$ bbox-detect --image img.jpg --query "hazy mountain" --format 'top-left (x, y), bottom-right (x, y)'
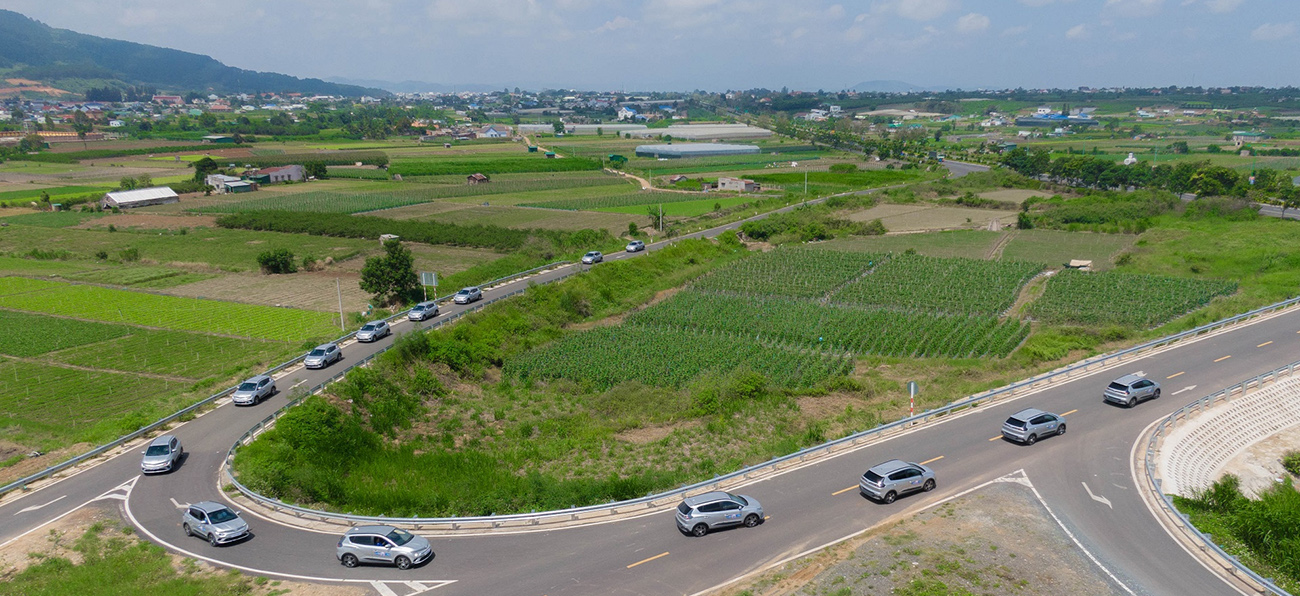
top-left (326, 77), bottom-right (511, 95)
top-left (0, 10), bottom-right (384, 97)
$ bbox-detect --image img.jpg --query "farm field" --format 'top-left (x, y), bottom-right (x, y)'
top-left (50, 328), bottom-right (291, 379)
top-left (0, 255), bottom-right (100, 276)
top-left (596, 195), bottom-right (758, 217)
top-left (691, 246), bottom-right (882, 299)
top-left (0, 277), bottom-right (339, 342)
top-left (843, 203), bottom-right (1017, 232)
top-left (389, 156), bottom-right (602, 177)
top-left (977, 188), bottom-right (1051, 204)
top-left (1000, 230), bottom-right (1136, 270)
top-left (410, 205), bottom-right (641, 232)
top-left (1030, 269), bottom-right (1238, 327)
top-left (831, 253), bottom-right (1043, 316)
top-left (817, 230), bottom-right (1001, 259)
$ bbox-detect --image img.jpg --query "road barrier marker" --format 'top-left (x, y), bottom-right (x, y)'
top-left (831, 486), bottom-right (857, 496)
top-left (627, 551), bottom-right (670, 569)
top-left (1166, 371), bottom-right (1184, 379)
top-left (1214, 355), bottom-right (1232, 362)
top-left (919, 455), bottom-right (944, 465)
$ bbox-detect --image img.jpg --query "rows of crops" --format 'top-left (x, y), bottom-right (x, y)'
top-left (52, 329), bottom-right (290, 379)
top-left (1029, 270), bottom-right (1238, 327)
top-left (831, 253), bottom-right (1043, 316)
top-left (241, 151), bottom-right (388, 167)
top-left (628, 291), bottom-right (1029, 358)
top-left (389, 157), bottom-right (602, 177)
top-left (505, 325), bottom-right (851, 389)
top-left (0, 310), bottom-right (129, 357)
top-left (691, 247), bottom-right (883, 299)
top-left (0, 278), bottom-right (337, 342)
top-left (193, 176), bottom-right (628, 214)
top-left (519, 191), bottom-right (701, 211)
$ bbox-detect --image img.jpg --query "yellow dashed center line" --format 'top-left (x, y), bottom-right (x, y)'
top-left (627, 552), bottom-right (670, 569)
top-left (1061, 409), bottom-right (1078, 416)
top-left (1167, 371), bottom-right (1185, 379)
top-left (989, 435), bottom-right (1002, 442)
top-left (1214, 355), bottom-right (1232, 362)
top-left (1258, 341), bottom-right (1274, 348)
top-left (919, 455), bottom-right (944, 465)
top-left (832, 485), bottom-right (858, 496)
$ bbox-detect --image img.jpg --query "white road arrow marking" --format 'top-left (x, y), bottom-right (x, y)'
top-left (370, 582), bottom-right (399, 596)
top-left (170, 498), bottom-right (188, 510)
top-left (92, 476), bottom-right (137, 502)
top-left (14, 494), bottom-right (65, 515)
top-left (1082, 482), bottom-right (1113, 509)
top-left (368, 580), bottom-right (455, 596)
top-left (1172, 385), bottom-right (1198, 396)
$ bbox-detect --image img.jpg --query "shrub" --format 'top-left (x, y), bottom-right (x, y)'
top-left (1284, 451), bottom-right (1300, 478)
top-left (828, 163), bottom-right (858, 174)
top-left (118, 247), bottom-right (140, 262)
top-left (256, 248), bottom-right (297, 274)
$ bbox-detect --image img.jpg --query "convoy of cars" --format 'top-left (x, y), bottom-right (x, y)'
top-left (453, 286), bottom-right (483, 304)
top-left (581, 250), bottom-right (604, 264)
top-left (231, 374), bottom-right (276, 406)
top-left (303, 342), bottom-right (342, 369)
top-left (355, 320), bottom-right (391, 343)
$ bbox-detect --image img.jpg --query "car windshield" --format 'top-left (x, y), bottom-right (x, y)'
top-left (413, 305), bottom-right (427, 311)
top-left (207, 508), bottom-right (238, 524)
top-left (1005, 418), bottom-right (1027, 428)
top-left (145, 444), bottom-right (170, 456)
top-left (457, 290), bottom-right (470, 295)
top-left (361, 324), bottom-right (375, 331)
top-left (238, 382), bottom-right (257, 391)
top-left (586, 252), bottom-right (597, 256)
top-left (864, 470), bottom-right (884, 484)
top-left (386, 528), bottom-right (415, 546)
top-left (309, 349), bottom-right (325, 356)
top-left (1108, 381), bottom-right (1129, 391)
top-left (729, 493), bottom-right (748, 506)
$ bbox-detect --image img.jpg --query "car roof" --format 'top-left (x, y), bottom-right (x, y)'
top-left (458, 287), bottom-right (477, 292)
top-left (1112, 373), bottom-right (1146, 385)
top-left (313, 342), bottom-right (337, 349)
top-left (148, 434), bottom-right (176, 446)
top-left (415, 301), bottom-right (436, 307)
top-left (365, 320), bottom-right (385, 325)
top-left (867, 459), bottom-right (916, 475)
top-left (191, 501), bottom-right (230, 513)
top-left (344, 525), bottom-right (396, 535)
top-left (1009, 408), bottom-right (1047, 421)
top-left (243, 374), bottom-right (271, 383)
top-left (682, 490), bottom-right (735, 507)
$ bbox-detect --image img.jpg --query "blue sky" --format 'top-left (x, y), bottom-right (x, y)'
top-left (4, 0), bottom-right (1297, 91)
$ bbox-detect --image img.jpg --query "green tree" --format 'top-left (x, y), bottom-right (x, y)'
top-left (118, 176), bottom-right (139, 190)
top-left (71, 110), bottom-right (93, 149)
top-left (360, 239), bottom-right (420, 306)
top-left (257, 248), bottom-right (297, 274)
top-left (192, 156), bottom-right (219, 182)
top-left (552, 121), bottom-right (564, 135)
top-left (304, 161), bottom-right (328, 179)
top-left (1169, 141), bottom-right (1189, 154)
top-left (17, 134), bottom-right (44, 153)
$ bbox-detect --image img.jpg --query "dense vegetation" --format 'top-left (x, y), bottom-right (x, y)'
top-left (241, 151), bottom-right (388, 168)
top-left (1175, 476), bottom-right (1300, 592)
top-left (1030, 270), bottom-right (1238, 327)
top-left (831, 253), bottom-right (1043, 316)
top-left (691, 246), bottom-right (881, 298)
top-left (1020, 190), bottom-right (1181, 233)
top-left (389, 156), bottom-right (602, 177)
top-left (738, 195), bottom-right (887, 242)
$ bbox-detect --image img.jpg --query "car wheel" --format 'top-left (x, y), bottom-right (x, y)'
top-left (883, 491), bottom-right (897, 504)
top-left (208, 533), bottom-right (219, 547)
top-left (922, 479), bottom-right (936, 492)
top-left (1153, 388), bottom-right (1161, 399)
top-left (341, 553), bottom-right (359, 568)
top-left (744, 514), bottom-right (760, 528)
top-left (1127, 397), bottom-right (1137, 408)
top-left (183, 523), bottom-right (192, 537)
top-left (1057, 424), bottom-right (1067, 436)
top-left (395, 555), bottom-right (412, 570)
top-left (1026, 434), bottom-right (1037, 445)
top-left (691, 523), bottom-right (708, 537)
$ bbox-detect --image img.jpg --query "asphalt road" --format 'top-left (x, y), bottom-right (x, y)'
top-left (0, 158), bottom-right (1267, 596)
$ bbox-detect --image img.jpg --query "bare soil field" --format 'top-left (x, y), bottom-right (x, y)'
top-left (724, 478), bottom-right (1122, 596)
top-left (978, 189), bottom-right (1051, 204)
top-left (162, 270), bottom-right (374, 313)
top-left (74, 213), bottom-right (220, 230)
top-left (845, 203), bottom-right (1016, 232)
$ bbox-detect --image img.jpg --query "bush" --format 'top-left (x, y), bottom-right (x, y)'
top-left (828, 163), bottom-right (858, 174)
top-left (118, 247), bottom-right (140, 262)
top-left (256, 248), bottom-right (297, 274)
top-left (1284, 450), bottom-right (1300, 478)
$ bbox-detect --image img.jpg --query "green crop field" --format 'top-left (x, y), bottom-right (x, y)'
top-left (817, 230), bottom-right (1001, 259)
top-left (999, 230), bottom-right (1136, 270)
top-left (506, 325), bottom-right (851, 389)
top-left (595, 195), bottom-right (760, 217)
top-left (0, 277), bottom-right (338, 342)
top-left (831, 254), bottom-right (1042, 316)
top-left (0, 211), bottom-right (107, 228)
top-left (520, 190), bottom-right (705, 211)
top-left (0, 310), bottom-right (130, 357)
top-left (0, 255), bottom-right (99, 276)
top-left (691, 247), bottom-right (883, 299)
top-left (389, 156), bottom-right (602, 177)
top-left (629, 291), bottom-right (1029, 358)
top-left (50, 329), bottom-right (292, 379)
top-left (1030, 270), bottom-right (1238, 327)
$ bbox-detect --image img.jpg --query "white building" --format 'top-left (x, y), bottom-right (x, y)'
top-left (100, 187), bottom-right (180, 209)
top-left (717, 176), bottom-right (759, 192)
top-left (108, 120), bottom-right (125, 127)
top-left (617, 106), bottom-right (638, 121)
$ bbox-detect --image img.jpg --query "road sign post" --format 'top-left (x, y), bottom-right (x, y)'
top-left (908, 381), bottom-right (918, 417)
top-left (420, 272), bottom-right (437, 302)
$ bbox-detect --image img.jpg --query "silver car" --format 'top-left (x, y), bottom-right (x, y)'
top-left (304, 343), bottom-right (342, 369)
top-left (452, 287), bottom-right (482, 304)
top-left (1104, 373), bottom-right (1161, 407)
top-left (581, 251), bottom-right (603, 264)
top-left (626, 240), bottom-right (645, 253)
top-left (355, 320), bottom-right (390, 343)
top-left (231, 374), bottom-right (276, 406)
top-left (140, 434), bottom-right (183, 474)
top-left (408, 301), bottom-right (439, 322)
top-left (859, 459), bottom-right (936, 504)
top-left (337, 525), bottom-right (433, 570)
top-left (1001, 408), bottom-right (1065, 445)
top-left (675, 491), bottom-right (764, 537)
top-left (182, 501), bottom-right (249, 547)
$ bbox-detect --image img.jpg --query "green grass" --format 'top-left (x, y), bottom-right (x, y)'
top-left (0, 310), bottom-right (130, 356)
top-left (50, 329), bottom-right (293, 379)
top-left (1000, 230), bottom-right (1136, 270)
top-left (0, 255), bottom-right (98, 276)
top-left (63, 267), bottom-right (218, 288)
top-left (0, 211), bottom-right (105, 228)
top-left (1173, 476), bottom-right (1300, 593)
top-left (0, 277), bottom-right (338, 342)
top-left (817, 230), bottom-right (1001, 259)
top-left (596, 195), bottom-right (760, 217)
top-left (0, 185), bottom-right (110, 203)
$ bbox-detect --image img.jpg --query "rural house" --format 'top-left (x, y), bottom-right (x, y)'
top-left (466, 173), bottom-right (490, 184)
top-left (717, 176), bottom-right (760, 192)
top-left (248, 165), bottom-right (305, 184)
top-left (478, 124), bottom-right (511, 138)
top-left (100, 187), bottom-right (180, 210)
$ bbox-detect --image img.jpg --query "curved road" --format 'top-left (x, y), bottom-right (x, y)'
top-left (9, 160), bottom-right (1282, 596)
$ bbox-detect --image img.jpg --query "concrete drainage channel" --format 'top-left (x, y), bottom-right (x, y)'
top-left (222, 294), bottom-right (1300, 536)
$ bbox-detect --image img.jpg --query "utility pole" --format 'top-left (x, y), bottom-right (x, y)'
top-left (659, 204), bottom-right (663, 233)
top-left (336, 278), bottom-right (345, 331)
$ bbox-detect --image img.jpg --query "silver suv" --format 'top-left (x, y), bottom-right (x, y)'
top-left (1001, 408), bottom-right (1065, 445)
top-left (355, 320), bottom-right (390, 343)
top-left (408, 301), bottom-right (439, 322)
top-left (581, 251), bottom-right (604, 264)
top-left (859, 459), bottom-right (936, 504)
top-left (1104, 373), bottom-right (1160, 407)
top-left (231, 374), bottom-right (275, 406)
top-left (626, 240), bottom-right (645, 252)
top-left (675, 491), bottom-right (764, 537)
top-left (182, 501), bottom-right (249, 546)
top-left (140, 434), bottom-right (183, 474)
top-left (453, 287), bottom-right (482, 304)
top-left (304, 343), bottom-right (342, 369)
top-left (337, 525), bottom-right (433, 570)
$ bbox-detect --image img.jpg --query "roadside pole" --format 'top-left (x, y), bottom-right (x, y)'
top-left (908, 381), bottom-right (918, 417)
top-left (336, 278), bottom-right (344, 331)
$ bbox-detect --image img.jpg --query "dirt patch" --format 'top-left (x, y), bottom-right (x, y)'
top-left (797, 393), bottom-right (861, 420)
top-left (569, 287), bottom-right (682, 331)
top-left (161, 270), bottom-right (371, 313)
top-left (616, 420), bottom-right (702, 445)
top-left (1006, 271), bottom-right (1052, 319)
top-left (0, 442), bottom-right (93, 487)
top-left (1223, 424), bottom-right (1300, 498)
top-left (723, 479), bottom-right (1122, 596)
top-left (73, 213), bottom-right (219, 230)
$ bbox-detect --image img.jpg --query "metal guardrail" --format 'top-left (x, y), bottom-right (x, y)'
top-left (1143, 362), bottom-right (1298, 596)
top-left (0, 260), bottom-right (568, 498)
top-left (223, 288), bottom-right (1300, 530)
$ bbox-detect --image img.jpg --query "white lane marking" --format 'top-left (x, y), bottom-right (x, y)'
top-left (14, 494), bottom-right (65, 515)
top-left (1134, 370), bottom-right (1146, 377)
top-left (405, 581), bottom-right (428, 591)
top-left (1172, 385), bottom-right (1198, 396)
top-left (0, 477), bottom-right (137, 550)
top-left (1082, 482), bottom-right (1113, 509)
top-left (123, 483), bottom-right (456, 588)
top-left (371, 581), bottom-right (400, 596)
top-left (170, 497), bottom-right (188, 510)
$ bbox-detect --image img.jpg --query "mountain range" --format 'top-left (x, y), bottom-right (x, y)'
top-left (0, 10), bottom-right (384, 97)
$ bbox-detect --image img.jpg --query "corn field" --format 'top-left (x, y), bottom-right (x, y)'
top-left (690, 246), bottom-right (884, 299)
top-left (1030, 269), bottom-right (1238, 327)
top-left (831, 253), bottom-right (1043, 316)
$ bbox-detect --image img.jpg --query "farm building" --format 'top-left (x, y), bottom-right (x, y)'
top-left (202, 135), bottom-right (236, 143)
top-left (1232, 131), bottom-right (1269, 145)
top-left (467, 173), bottom-right (490, 184)
top-left (634, 143), bottom-right (761, 159)
top-left (247, 165), bottom-right (304, 184)
top-left (717, 177), bottom-right (760, 192)
top-left (204, 174), bottom-right (256, 194)
top-left (100, 187), bottom-right (180, 210)
top-left (478, 124), bottom-right (511, 138)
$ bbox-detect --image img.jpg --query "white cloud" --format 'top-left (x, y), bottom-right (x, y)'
top-left (1001, 25), bottom-right (1031, 36)
top-left (893, 0), bottom-right (957, 21)
top-left (955, 13), bottom-right (991, 33)
top-left (596, 15), bottom-right (634, 32)
top-left (1104, 0), bottom-right (1164, 17)
top-left (1251, 22), bottom-right (1295, 41)
top-left (1066, 24), bottom-right (1089, 39)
